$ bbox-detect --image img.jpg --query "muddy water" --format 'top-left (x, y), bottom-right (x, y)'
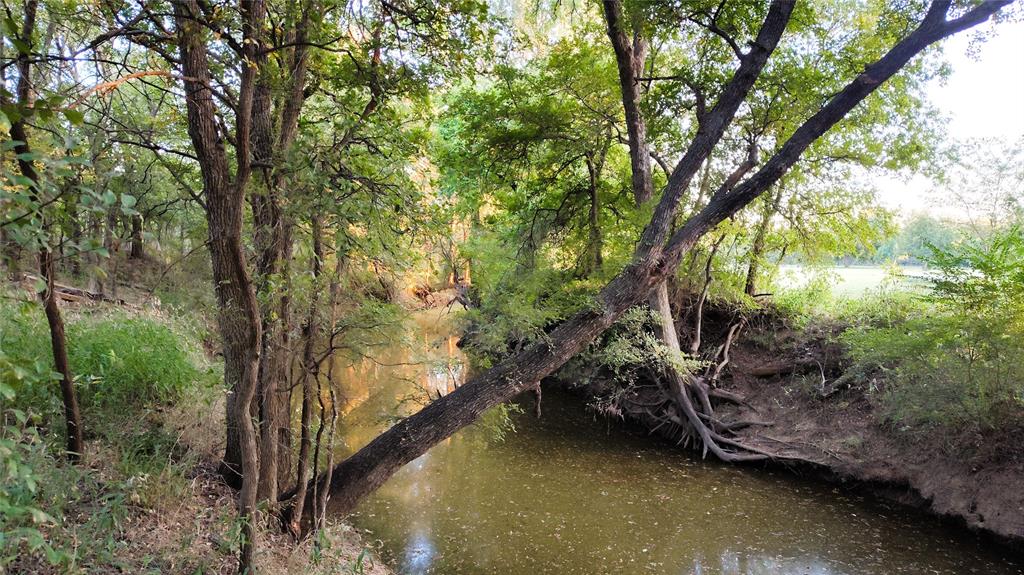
top-left (327, 308), bottom-right (1020, 575)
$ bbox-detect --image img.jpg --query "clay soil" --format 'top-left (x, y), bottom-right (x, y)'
top-left (713, 323), bottom-right (1024, 548)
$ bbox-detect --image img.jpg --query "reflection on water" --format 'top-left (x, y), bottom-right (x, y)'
top-left (328, 308), bottom-right (1020, 575)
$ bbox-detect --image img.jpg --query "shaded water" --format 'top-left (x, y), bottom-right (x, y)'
top-left (328, 308), bottom-right (1020, 575)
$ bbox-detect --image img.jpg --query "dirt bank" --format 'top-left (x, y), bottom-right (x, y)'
top-left (720, 326), bottom-right (1024, 548)
top-left (557, 311), bottom-right (1024, 550)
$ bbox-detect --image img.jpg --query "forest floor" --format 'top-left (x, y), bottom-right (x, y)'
top-left (5, 274), bottom-right (391, 575)
top-left (710, 323), bottom-right (1024, 547)
top-left (122, 384), bottom-right (393, 575)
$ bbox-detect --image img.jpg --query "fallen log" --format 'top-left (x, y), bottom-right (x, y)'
top-left (748, 362), bottom-right (796, 377)
top-left (21, 274), bottom-right (129, 306)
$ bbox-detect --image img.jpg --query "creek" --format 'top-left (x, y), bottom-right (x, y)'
top-left (326, 308), bottom-right (1019, 575)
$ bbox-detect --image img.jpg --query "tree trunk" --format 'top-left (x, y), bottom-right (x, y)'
top-left (102, 206), bottom-right (118, 298)
top-left (129, 214), bottom-right (144, 260)
top-left (286, 0), bottom-right (1008, 521)
top-left (247, 5), bottom-right (311, 502)
top-left (6, 0), bottom-right (83, 463)
top-left (174, 1), bottom-right (265, 571)
top-left (744, 183), bottom-right (783, 296)
top-left (288, 216), bottom-right (323, 537)
top-left (585, 154), bottom-right (603, 274)
top-left (39, 249), bottom-right (85, 461)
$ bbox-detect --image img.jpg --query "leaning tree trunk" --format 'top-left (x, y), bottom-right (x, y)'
top-left (280, 0), bottom-right (796, 522)
top-left (284, 0), bottom-right (1009, 523)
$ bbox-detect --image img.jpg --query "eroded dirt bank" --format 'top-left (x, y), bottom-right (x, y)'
top-left (554, 311), bottom-right (1024, 550)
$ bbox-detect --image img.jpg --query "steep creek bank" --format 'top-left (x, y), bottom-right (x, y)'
top-left (567, 308), bottom-right (1024, 553)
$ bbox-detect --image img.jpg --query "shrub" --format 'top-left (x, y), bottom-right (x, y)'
top-left (67, 315), bottom-right (201, 409)
top-left (0, 350), bottom-right (64, 568)
top-left (841, 228), bottom-right (1024, 429)
top-left (0, 301), bottom-right (204, 416)
top-left (844, 315), bottom-right (1024, 427)
top-left (0, 300), bottom-right (208, 570)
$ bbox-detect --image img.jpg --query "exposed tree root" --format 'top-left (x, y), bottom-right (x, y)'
top-left (614, 349), bottom-right (799, 464)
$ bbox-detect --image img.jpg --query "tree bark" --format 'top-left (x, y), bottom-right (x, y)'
top-left (6, 0), bottom-right (84, 463)
top-left (288, 215), bottom-right (323, 538)
top-left (173, 1), bottom-right (265, 571)
top-left (129, 214), bottom-right (144, 260)
top-left (744, 183), bottom-right (783, 296)
top-left (603, 0), bottom-right (653, 206)
top-left (39, 249), bottom-right (85, 461)
top-left (249, 2), bottom-right (311, 502)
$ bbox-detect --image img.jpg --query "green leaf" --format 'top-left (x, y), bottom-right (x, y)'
top-left (10, 38), bottom-right (30, 55)
top-left (63, 108), bottom-right (85, 125)
top-left (0, 104), bottom-right (21, 123)
top-left (2, 17), bottom-right (17, 36)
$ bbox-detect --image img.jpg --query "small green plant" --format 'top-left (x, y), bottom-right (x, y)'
top-left (0, 352), bottom-right (65, 569)
top-left (475, 402), bottom-right (524, 443)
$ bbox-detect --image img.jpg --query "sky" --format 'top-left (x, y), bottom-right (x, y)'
top-left (874, 17), bottom-right (1024, 218)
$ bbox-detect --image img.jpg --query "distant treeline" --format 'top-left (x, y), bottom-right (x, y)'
top-left (841, 214), bottom-right (996, 266)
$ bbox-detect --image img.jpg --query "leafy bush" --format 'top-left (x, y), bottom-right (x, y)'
top-left (0, 300), bottom-right (208, 570)
top-left (775, 264), bottom-right (926, 328)
top-left (0, 351), bottom-right (64, 568)
top-left (842, 228), bottom-right (1024, 429)
top-left (845, 315), bottom-right (1024, 427)
top-left (0, 302), bottom-right (204, 416)
top-left (67, 315), bottom-right (201, 409)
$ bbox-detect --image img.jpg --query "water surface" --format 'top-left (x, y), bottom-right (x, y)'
top-left (328, 308), bottom-right (1020, 575)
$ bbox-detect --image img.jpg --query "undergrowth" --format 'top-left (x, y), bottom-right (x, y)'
top-left (780, 229), bottom-right (1024, 432)
top-left (0, 296), bottom-right (218, 572)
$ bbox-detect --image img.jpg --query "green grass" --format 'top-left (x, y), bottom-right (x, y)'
top-left (0, 296), bottom-right (216, 570)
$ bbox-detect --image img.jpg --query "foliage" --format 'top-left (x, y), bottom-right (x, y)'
top-left (0, 301), bottom-right (207, 418)
top-left (0, 350), bottom-right (63, 568)
top-left (0, 297), bottom-right (213, 570)
top-left (842, 228), bottom-right (1024, 429)
top-left (774, 265), bottom-right (926, 328)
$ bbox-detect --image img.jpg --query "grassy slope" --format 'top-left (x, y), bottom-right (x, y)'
top-left (1, 275), bottom-right (390, 574)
